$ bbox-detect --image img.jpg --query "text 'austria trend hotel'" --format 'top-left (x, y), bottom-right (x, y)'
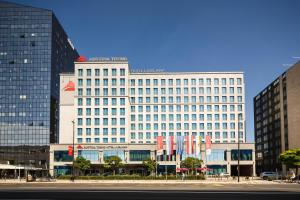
top-left (51, 56), bottom-right (255, 176)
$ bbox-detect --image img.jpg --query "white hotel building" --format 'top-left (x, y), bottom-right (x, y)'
top-left (50, 57), bottom-right (255, 176)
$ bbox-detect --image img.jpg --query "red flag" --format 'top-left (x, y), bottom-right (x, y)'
top-left (205, 135), bottom-right (212, 155)
top-left (185, 136), bottom-right (189, 154)
top-left (170, 136), bottom-right (174, 155)
top-left (68, 145), bottom-right (73, 156)
top-left (157, 136), bottom-right (163, 155)
top-left (191, 135), bottom-right (195, 154)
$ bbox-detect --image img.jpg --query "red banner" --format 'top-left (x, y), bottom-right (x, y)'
top-left (156, 136), bottom-right (163, 155)
top-left (205, 135), bottom-right (212, 155)
top-left (68, 145), bottom-right (73, 156)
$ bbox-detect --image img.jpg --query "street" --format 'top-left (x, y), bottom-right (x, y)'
top-left (0, 190), bottom-right (299, 200)
top-left (0, 182), bottom-right (299, 200)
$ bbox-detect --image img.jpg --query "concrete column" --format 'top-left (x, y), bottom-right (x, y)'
top-left (49, 150), bottom-right (54, 176)
top-left (252, 150), bottom-right (256, 176)
top-left (227, 149), bottom-right (231, 174)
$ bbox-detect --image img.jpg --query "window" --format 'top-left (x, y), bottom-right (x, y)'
top-left (138, 79), bottom-right (143, 86)
top-left (103, 69), bottom-right (108, 76)
top-left (231, 150), bottom-right (252, 161)
top-left (87, 69), bottom-right (92, 76)
top-left (112, 69), bottom-right (117, 76)
top-left (214, 78), bottom-right (219, 85)
top-left (237, 78), bottom-right (242, 85)
top-left (78, 69), bottom-right (83, 76)
top-left (131, 79), bottom-right (135, 86)
top-left (77, 128), bottom-right (83, 136)
top-left (95, 78), bottom-right (100, 86)
top-left (54, 151), bottom-right (73, 162)
top-left (95, 69), bottom-right (100, 76)
top-left (206, 78), bottom-right (211, 85)
top-left (129, 150), bottom-right (150, 161)
top-left (120, 69), bottom-right (126, 76)
top-left (120, 98), bottom-right (125, 105)
top-left (78, 79), bottom-right (83, 86)
top-left (86, 98), bottom-right (91, 106)
top-left (229, 78), bottom-right (234, 85)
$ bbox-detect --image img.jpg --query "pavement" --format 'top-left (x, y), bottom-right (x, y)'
top-left (0, 178), bottom-right (299, 192)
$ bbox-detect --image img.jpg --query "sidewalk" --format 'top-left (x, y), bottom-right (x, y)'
top-left (0, 178), bottom-right (287, 184)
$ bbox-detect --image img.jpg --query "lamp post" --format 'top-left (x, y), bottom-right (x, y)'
top-left (72, 120), bottom-right (75, 181)
top-left (237, 115), bottom-right (242, 183)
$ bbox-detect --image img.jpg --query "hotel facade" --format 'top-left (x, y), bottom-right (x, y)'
top-left (50, 57), bottom-right (255, 176)
top-left (254, 61), bottom-right (300, 175)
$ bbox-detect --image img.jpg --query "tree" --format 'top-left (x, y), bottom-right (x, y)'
top-left (180, 157), bottom-right (203, 175)
top-left (104, 156), bottom-right (123, 175)
top-left (74, 156), bottom-right (91, 176)
top-left (279, 148), bottom-right (300, 176)
top-left (143, 158), bottom-right (156, 176)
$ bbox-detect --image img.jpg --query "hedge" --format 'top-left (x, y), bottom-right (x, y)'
top-left (57, 174), bottom-right (205, 180)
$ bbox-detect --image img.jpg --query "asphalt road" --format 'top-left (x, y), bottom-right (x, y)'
top-left (0, 190), bottom-right (299, 200)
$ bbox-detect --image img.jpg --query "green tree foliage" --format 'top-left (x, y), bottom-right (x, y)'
top-left (142, 158), bottom-right (156, 175)
top-left (180, 157), bottom-right (203, 174)
top-left (279, 148), bottom-right (300, 175)
top-left (104, 156), bottom-right (124, 175)
top-left (74, 156), bottom-right (91, 175)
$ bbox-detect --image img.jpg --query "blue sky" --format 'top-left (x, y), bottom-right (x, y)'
top-left (10, 0), bottom-right (300, 142)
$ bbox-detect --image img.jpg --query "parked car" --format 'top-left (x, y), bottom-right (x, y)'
top-left (260, 172), bottom-right (281, 180)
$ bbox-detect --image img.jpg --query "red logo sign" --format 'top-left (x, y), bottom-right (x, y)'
top-left (68, 145), bottom-right (73, 156)
top-left (63, 81), bottom-right (75, 91)
top-left (77, 145), bottom-right (83, 149)
top-left (76, 55), bottom-right (87, 62)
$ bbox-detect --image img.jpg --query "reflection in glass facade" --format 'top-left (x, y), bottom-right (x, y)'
top-left (78, 150), bottom-right (99, 162)
top-left (206, 149), bottom-right (227, 162)
top-left (231, 149), bottom-right (252, 161)
top-left (54, 151), bottom-right (73, 162)
top-left (207, 165), bottom-right (227, 175)
top-left (103, 150), bottom-right (125, 161)
top-left (130, 150), bottom-right (150, 161)
top-left (54, 166), bottom-right (71, 176)
top-left (0, 2), bottom-right (79, 168)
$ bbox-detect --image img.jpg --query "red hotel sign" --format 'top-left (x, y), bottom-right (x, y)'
top-left (63, 81), bottom-right (75, 91)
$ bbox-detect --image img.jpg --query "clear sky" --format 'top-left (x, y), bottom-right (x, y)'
top-left (9, 0), bottom-right (300, 142)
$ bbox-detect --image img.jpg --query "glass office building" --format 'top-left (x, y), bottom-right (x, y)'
top-left (0, 2), bottom-right (79, 171)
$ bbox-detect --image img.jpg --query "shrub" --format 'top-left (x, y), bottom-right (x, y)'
top-left (56, 174), bottom-right (205, 180)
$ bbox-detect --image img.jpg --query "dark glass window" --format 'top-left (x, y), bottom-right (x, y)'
top-left (129, 150), bottom-right (150, 161)
top-left (54, 151), bottom-right (73, 162)
top-left (231, 149), bottom-right (252, 161)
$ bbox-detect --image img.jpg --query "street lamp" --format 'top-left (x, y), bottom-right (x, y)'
top-left (72, 120), bottom-right (75, 181)
top-left (237, 114), bottom-right (243, 182)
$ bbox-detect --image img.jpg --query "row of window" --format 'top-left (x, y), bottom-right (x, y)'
top-left (129, 132), bottom-right (244, 139)
top-left (130, 122), bottom-right (243, 131)
top-left (130, 78), bottom-right (242, 86)
top-left (77, 96), bottom-right (243, 106)
top-left (78, 108), bottom-right (126, 116)
top-left (77, 118), bottom-right (126, 126)
top-left (77, 98), bottom-right (126, 106)
top-left (130, 114), bottom-right (243, 122)
top-left (77, 105), bottom-right (243, 114)
top-left (76, 129), bottom-right (243, 139)
top-left (78, 68), bottom-right (126, 77)
top-left (133, 105), bottom-right (242, 112)
top-left (77, 137), bottom-right (125, 143)
top-left (130, 87), bottom-right (243, 95)
top-left (78, 78), bottom-right (126, 86)
top-left (129, 96), bottom-right (243, 104)
top-left (77, 127), bottom-right (125, 136)
top-left (78, 88), bottom-right (126, 96)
